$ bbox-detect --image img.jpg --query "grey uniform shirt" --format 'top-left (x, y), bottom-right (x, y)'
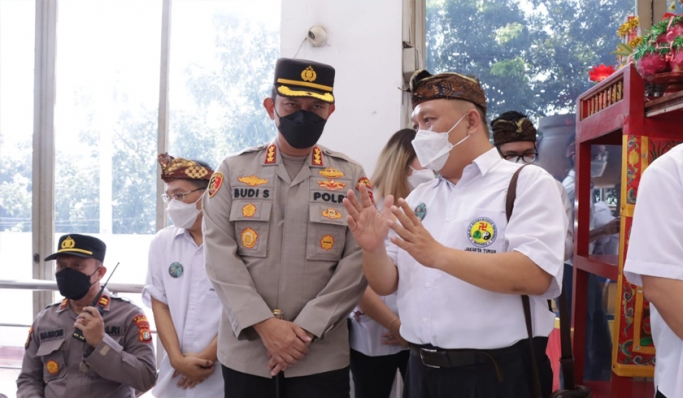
top-left (17, 292), bottom-right (157, 398)
top-left (203, 142), bottom-right (368, 378)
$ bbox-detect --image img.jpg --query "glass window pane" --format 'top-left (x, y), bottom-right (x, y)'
top-left (168, 0), bottom-right (281, 167)
top-left (0, 0), bottom-right (36, 388)
top-left (54, 0), bottom-right (161, 286)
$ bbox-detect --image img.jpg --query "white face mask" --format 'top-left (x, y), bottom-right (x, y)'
top-left (591, 159), bottom-right (607, 178)
top-left (412, 113), bottom-right (470, 171)
top-left (407, 167), bottom-right (436, 190)
top-left (166, 197), bottom-right (202, 229)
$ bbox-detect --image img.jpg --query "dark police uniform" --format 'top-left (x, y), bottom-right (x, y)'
top-left (16, 234), bottom-right (156, 398)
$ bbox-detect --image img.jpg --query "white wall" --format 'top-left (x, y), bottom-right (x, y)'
top-left (280, 0), bottom-right (408, 177)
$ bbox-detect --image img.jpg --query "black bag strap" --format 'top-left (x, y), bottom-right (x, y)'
top-left (505, 165), bottom-right (543, 398)
top-left (507, 164), bottom-right (585, 397)
top-left (558, 281), bottom-right (576, 389)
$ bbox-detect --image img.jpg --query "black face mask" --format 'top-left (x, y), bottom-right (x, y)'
top-left (276, 109), bottom-right (327, 149)
top-left (56, 267), bottom-right (99, 300)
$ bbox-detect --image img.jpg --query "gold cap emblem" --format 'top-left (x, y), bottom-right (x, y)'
top-left (301, 66), bottom-right (317, 82)
top-left (61, 236), bottom-right (76, 249)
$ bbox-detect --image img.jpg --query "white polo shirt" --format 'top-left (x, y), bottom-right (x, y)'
top-left (624, 143), bottom-right (683, 398)
top-left (143, 226), bottom-right (223, 398)
top-left (388, 148), bottom-right (566, 350)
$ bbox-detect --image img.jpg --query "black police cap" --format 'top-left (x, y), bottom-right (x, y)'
top-left (274, 57), bottom-right (335, 104)
top-left (44, 234), bottom-right (106, 263)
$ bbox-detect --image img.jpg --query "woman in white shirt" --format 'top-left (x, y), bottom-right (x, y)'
top-left (349, 128), bottom-right (435, 398)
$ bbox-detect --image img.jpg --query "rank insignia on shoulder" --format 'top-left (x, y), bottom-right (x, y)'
top-left (58, 299), bottom-right (68, 311)
top-left (414, 203), bottom-right (427, 221)
top-left (242, 203), bottom-right (257, 217)
top-left (322, 208), bottom-right (343, 220)
top-left (208, 172), bottom-right (224, 198)
top-left (97, 296), bottom-right (110, 309)
top-left (238, 175), bottom-right (268, 187)
top-left (46, 360), bottom-right (59, 375)
top-left (311, 147), bottom-right (324, 166)
top-left (320, 234), bottom-right (335, 250)
top-left (241, 228), bottom-right (258, 249)
top-left (317, 180), bottom-right (346, 191)
top-left (319, 167), bottom-right (344, 179)
top-left (265, 144), bottom-right (277, 164)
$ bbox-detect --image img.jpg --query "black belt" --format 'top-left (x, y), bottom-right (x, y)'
top-left (409, 339), bottom-right (525, 370)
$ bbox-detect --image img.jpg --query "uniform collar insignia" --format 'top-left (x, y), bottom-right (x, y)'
top-left (264, 144), bottom-right (278, 165)
top-left (311, 146), bottom-right (324, 167)
top-left (57, 298), bottom-right (69, 313)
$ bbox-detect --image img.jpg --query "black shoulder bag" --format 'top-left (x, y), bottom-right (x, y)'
top-left (506, 165), bottom-right (591, 398)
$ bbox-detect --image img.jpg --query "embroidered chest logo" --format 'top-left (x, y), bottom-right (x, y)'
top-left (238, 175), bottom-right (268, 187)
top-left (467, 217), bottom-right (497, 247)
top-left (46, 360), bottom-right (59, 375)
top-left (319, 167), bottom-right (344, 179)
top-left (242, 203), bottom-right (257, 217)
top-left (317, 180), bottom-right (346, 191)
top-left (168, 262), bottom-right (184, 278)
top-left (322, 208), bottom-right (342, 220)
top-left (414, 203), bottom-right (427, 221)
top-left (320, 235), bottom-right (335, 250)
top-left (241, 228), bottom-right (258, 249)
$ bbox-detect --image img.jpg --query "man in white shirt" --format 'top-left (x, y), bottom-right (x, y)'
top-left (490, 111), bottom-right (573, 262)
top-left (624, 143), bottom-right (683, 398)
top-left (142, 153), bottom-right (223, 397)
top-left (343, 70), bottom-right (566, 398)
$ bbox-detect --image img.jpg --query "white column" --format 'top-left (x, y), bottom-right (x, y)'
top-left (32, 0), bottom-right (58, 315)
top-left (156, 0), bottom-right (172, 233)
top-left (280, 0), bottom-right (417, 176)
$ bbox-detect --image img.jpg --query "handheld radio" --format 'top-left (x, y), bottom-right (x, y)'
top-left (73, 262), bottom-right (120, 342)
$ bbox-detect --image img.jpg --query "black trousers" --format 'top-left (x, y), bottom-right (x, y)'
top-left (222, 365), bottom-right (350, 398)
top-left (404, 338), bottom-right (552, 398)
top-left (350, 348), bottom-right (410, 398)
top-left (656, 389), bottom-right (667, 398)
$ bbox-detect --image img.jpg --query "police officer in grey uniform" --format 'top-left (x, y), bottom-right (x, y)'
top-left (203, 58), bottom-right (368, 398)
top-left (17, 234), bottom-right (157, 398)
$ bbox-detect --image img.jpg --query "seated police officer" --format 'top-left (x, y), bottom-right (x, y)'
top-left (17, 234), bottom-right (157, 398)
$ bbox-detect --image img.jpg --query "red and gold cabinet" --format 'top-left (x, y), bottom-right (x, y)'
top-left (574, 63), bottom-right (682, 397)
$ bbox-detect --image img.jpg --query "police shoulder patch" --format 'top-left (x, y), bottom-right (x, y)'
top-left (208, 172), bottom-right (224, 198)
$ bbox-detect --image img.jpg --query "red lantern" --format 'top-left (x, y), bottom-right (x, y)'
top-left (589, 64), bottom-right (616, 82)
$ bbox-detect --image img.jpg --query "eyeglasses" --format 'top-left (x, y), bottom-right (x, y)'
top-left (161, 188), bottom-right (205, 203)
top-left (498, 149), bottom-right (538, 164)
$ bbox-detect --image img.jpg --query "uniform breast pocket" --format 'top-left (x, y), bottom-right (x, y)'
top-left (455, 208), bottom-right (508, 253)
top-left (306, 204), bottom-right (348, 261)
top-left (230, 200), bottom-right (272, 258)
top-left (36, 338), bottom-right (67, 382)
